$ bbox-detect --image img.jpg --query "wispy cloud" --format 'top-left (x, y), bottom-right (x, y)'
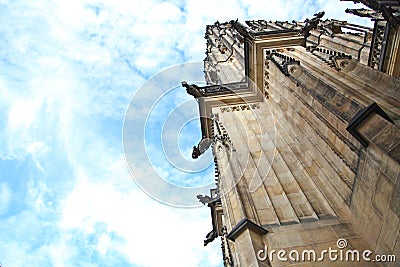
top-left (0, 183), bottom-right (11, 215)
top-left (0, 0), bottom-right (373, 266)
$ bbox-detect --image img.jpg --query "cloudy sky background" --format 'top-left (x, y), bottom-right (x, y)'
top-left (0, 0), bottom-right (371, 266)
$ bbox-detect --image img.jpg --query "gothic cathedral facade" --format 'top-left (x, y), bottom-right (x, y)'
top-left (183, 1), bottom-right (400, 266)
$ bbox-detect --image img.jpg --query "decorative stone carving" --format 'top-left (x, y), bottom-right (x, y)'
top-left (220, 107), bottom-right (231, 113)
top-left (191, 12), bottom-right (400, 266)
top-left (345, 8), bottom-right (383, 20)
top-left (204, 229), bottom-right (218, 246)
top-left (221, 226), bottom-right (234, 267)
top-left (245, 20), bottom-right (269, 33)
top-left (265, 50), bottom-right (300, 76)
top-left (197, 194), bottom-right (213, 205)
top-left (212, 117), bottom-right (234, 152)
top-left (192, 137), bottom-right (212, 159)
top-left (338, 59), bottom-right (350, 70)
top-left (307, 46), bottom-right (352, 71)
top-left (369, 21), bottom-right (387, 70)
top-left (343, 0), bottom-right (400, 24)
top-left (219, 103), bottom-right (260, 113)
top-left (319, 19), bottom-right (344, 37)
top-left (203, 20), bottom-right (243, 75)
top-left (299, 11), bottom-right (325, 37)
top-left (181, 81), bottom-right (204, 98)
top-left (289, 65), bottom-right (298, 74)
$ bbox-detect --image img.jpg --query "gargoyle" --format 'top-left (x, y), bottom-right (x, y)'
top-left (182, 81), bottom-right (204, 98)
top-left (345, 8), bottom-right (383, 20)
top-left (192, 146), bottom-right (201, 159)
top-left (197, 194), bottom-right (213, 205)
top-left (192, 138), bottom-right (212, 159)
top-left (204, 229), bottom-right (218, 246)
top-left (299, 11), bottom-right (325, 38)
top-left (313, 11), bottom-right (325, 20)
top-left (319, 20), bottom-right (343, 37)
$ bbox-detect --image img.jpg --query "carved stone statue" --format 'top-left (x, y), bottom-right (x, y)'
top-left (197, 194), bottom-right (213, 205)
top-left (319, 20), bottom-right (344, 37)
top-left (299, 11), bottom-right (325, 38)
top-left (192, 137), bottom-right (212, 159)
top-left (314, 11), bottom-right (325, 20)
top-left (181, 81), bottom-right (204, 98)
top-left (192, 146), bottom-right (201, 159)
top-left (345, 8), bottom-right (383, 20)
top-left (204, 229), bottom-right (218, 246)
top-left (245, 20), bottom-right (268, 33)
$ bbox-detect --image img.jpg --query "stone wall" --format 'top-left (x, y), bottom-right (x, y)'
top-left (200, 18), bottom-right (400, 267)
top-left (212, 46), bottom-right (399, 266)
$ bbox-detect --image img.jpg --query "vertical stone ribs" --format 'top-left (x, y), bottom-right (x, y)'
top-left (265, 49), bottom-right (367, 205)
top-left (205, 22), bottom-right (235, 62)
top-left (266, 48), bottom-right (363, 123)
top-left (204, 21), bottom-right (245, 84)
top-left (289, 63), bottom-right (364, 123)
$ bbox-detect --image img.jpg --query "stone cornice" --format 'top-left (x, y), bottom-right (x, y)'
top-left (347, 102), bottom-right (394, 147)
top-left (226, 218), bottom-right (268, 241)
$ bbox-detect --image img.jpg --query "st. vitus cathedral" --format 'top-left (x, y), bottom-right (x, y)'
top-left (183, 1), bottom-right (400, 266)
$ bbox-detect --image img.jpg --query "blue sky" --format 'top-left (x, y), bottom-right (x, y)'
top-left (0, 0), bottom-right (371, 266)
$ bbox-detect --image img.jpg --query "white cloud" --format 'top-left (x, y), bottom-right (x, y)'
top-left (59, 161), bottom-right (221, 267)
top-left (242, 0), bottom-right (372, 26)
top-left (0, 0), bottom-right (377, 266)
top-left (0, 183), bottom-right (11, 215)
top-left (8, 97), bottom-right (43, 130)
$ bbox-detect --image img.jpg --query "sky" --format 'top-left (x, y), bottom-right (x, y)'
top-left (0, 0), bottom-right (372, 266)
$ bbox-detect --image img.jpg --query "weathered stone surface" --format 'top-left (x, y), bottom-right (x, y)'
top-left (390, 176), bottom-right (400, 218)
top-left (194, 14), bottom-right (400, 266)
top-left (372, 173), bottom-right (395, 216)
top-left (377, 210), bottom-right (400, 252)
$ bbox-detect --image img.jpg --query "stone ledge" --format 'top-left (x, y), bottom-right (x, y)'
top-left (347, 102), bottom-right (395, 148)
top-left (227, 218), bottom-right (268, 241)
